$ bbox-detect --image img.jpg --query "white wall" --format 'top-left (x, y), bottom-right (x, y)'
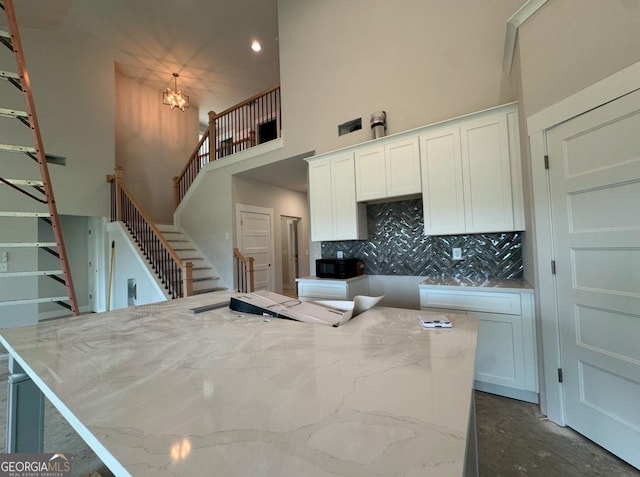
top-left (18, 27), bottom-right (116, 218)
top-left (277, 0), bottom-right (522, 157)
top-left (233, 176), bottom-right (311, 293)
top-left (513, 0), bottom-right (640, 418)
top-left (106, 222), bottom-right (168, 310)
top-left (37, 215), bottom-right (92, 319)
top-left (0, 25), bottom-right (115, 326)
top-left (115, 72), bottom-right (200, 224)
top-left (176, 142), bottom-right (304, 290)
top-left (518, 0), bottom-right (640, 118)
top-left (0, 220), bottom-right (38, 328)
top-left (368, 276), bottom-right (426, 310)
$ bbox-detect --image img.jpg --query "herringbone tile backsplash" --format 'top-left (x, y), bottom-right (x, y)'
top-left (321, 199), bottom-right (523, 279)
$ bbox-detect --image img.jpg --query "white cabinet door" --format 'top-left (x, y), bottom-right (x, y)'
top-left (308, 159), bottom-right (333, 242)
top-left (385, 137), bottom-right (421, 198)
top-left (420, 127), bottom-right (466, 235)
top-left (331, 154), bottom-right (366, 240)
top-left (420, 108), bottom-right (522, 235)
top-left (419, 286), bottom-right (538, 401)
top-left (354, 145), bottom-right (386, 201)
top-left (355, 138), bottom-right (421, 201)
top-left (308, 153), bottom-right (366, 241)
top-left (460, 113), bottom-right (514, 233)
top-left (471, 311), bottom-right (526, 390)
top-left (297, 277), bottom-right (370, 301)
top-left (507, 110), bottom-right (525, 231)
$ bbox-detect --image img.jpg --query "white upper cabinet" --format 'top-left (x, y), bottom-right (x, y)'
top-left (420, 127), bottom-right (466, 235)
top-left (461, 113), bottom-right (513, 233)
top-left (307, 153), bottom-right (367, 242)
top-left (420, 104), bottom-right (525, 235)
top-left (355, 137), bottom-right (421, 201)
top-left (307, 103), bottom-right (525, 241)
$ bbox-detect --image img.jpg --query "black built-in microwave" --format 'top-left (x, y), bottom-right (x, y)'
top-left (316, 258), bottom-right (364, 279)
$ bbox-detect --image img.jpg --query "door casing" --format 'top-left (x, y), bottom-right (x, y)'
top-left (528, 60), bottom-right (640, 425)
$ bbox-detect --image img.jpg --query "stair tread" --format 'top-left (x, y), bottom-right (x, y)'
top-left (155, 224), bottom-right (178, 232)
top-left (192, 287), bottom-right (227, 295)
top-left (193, 276), bottom-right (220, 282)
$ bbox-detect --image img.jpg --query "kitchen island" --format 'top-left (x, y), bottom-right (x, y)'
top-left (1, 292), bottom-right (479, 476)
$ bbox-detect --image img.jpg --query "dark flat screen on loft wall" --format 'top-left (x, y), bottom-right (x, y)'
top-left (258, 119), bottom-right (278, 144)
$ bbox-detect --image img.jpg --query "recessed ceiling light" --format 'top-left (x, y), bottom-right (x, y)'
top-left (251, 40), bottom-right (262, 52)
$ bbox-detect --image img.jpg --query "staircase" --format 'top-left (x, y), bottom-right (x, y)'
top-left (155, 224), bottom-right (224, 295)
top-left (0, 0), bottom-right (78, 320)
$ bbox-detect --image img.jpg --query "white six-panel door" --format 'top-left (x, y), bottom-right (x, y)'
top-left (547, 88), bottom-right (640, 469)
top-left (236, 204), bottom-right (274, 292)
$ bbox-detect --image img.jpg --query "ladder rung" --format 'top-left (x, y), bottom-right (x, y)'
top-left (0, 296), bottom-right (69, 307)
top-left (0, 270), bottom-right (63, 278)
top-left (0, 242), bottom-right (57, 248)
top-left (0, 211), bottom-right (51, 218)
top-left (0, 70), bottom-right (20, 81)
top-left (0, 107), bottom-right (29, 120)
top-left (0, 145), bottom-right (66, 166)
top-left (0, 144), bottom-right (36, 154)
top-left (0, 179), bottom-right (44, 187)
top-left (0, 30), bottom-right (9, 40)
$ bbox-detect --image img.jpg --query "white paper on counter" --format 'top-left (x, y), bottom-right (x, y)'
top-left (229, 291), bottom-right (384, 327)
top-left (313, 295), bottom-right (385, 326)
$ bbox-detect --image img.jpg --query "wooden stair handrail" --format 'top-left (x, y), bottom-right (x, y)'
top-left (107, 168), bottom-right (193, 297)
top-left (175, 127), bottom-right (211, 183)
top-left (216, 84), bottom-right (280, 118)
top-left (173, 84), bottom-right (281, 207)
top-left (233, 247), bottom-right (255, 292)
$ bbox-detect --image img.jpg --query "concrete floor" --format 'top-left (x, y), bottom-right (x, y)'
top-left (0, 358), bottom-right (638, 477)
top-left (475, 391), bottom-right (639, 476)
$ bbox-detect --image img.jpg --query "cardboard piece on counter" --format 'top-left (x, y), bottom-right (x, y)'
top-left (229, 290), bottom-right (384, 327)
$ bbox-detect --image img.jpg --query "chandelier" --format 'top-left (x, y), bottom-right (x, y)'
top-left (162, 72), bottom-right (189, 111)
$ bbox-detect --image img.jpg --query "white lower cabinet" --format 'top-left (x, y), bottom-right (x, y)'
top-left (420, 286), bottom-right (538, 403)
top-left (296, 276), bottom-right (370, 301)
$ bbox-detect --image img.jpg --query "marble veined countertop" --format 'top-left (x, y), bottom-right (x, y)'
top-left (420, 276), bottom-right (534, 293)
top-left (0, 292), bottom-right (478, 477)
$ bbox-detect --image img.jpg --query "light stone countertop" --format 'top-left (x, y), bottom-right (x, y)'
top-left (1, 292), bottom-right (478, 477)
top-left (420, 277), bottom-right (534, 293)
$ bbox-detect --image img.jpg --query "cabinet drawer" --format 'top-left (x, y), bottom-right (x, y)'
top-left (419, 289), bottom-right (521, 315)
top-left (297, 283), bottom-right (346, 299)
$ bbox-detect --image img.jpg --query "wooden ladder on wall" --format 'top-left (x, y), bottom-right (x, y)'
top-left (0, 0), bottom-right (78, 317)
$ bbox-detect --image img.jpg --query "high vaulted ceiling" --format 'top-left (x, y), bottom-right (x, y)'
top-left (11, 0), bottom-right (280, 126)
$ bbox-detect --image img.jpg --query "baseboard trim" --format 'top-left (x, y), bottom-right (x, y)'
top-left (474, 380), bottom-right (539, 404)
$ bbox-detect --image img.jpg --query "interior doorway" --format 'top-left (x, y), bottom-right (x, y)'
top-left (280, 216), bottom-right (300, 297)
top-left (236, 204), bottom-right (275, 291)
top-left (546, 88), bottom-right (640, 469)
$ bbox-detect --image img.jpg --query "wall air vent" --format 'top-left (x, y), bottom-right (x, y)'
top-left (338, 118), bottom-right (362, 136)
